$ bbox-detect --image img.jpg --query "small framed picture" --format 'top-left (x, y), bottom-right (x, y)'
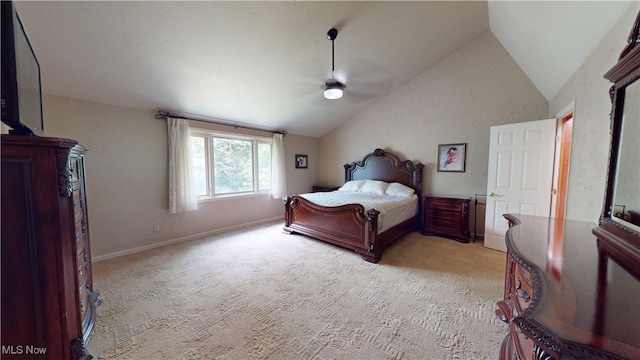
top-left (437, 143), bottom-right (466, 172)
top-left (295, 154), bottom-right (308, 169)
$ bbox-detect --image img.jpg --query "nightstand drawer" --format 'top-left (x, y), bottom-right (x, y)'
top-left (426, 198), bottom-right (464, 211)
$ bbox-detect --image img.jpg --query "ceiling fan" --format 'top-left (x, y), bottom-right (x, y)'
top-left (283, 27), bottom-right (393, 103)
top-left (324, 28), bottom-right (345, 100)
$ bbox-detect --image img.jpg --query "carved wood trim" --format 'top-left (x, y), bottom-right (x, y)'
top-left (563, 342), bottom-right (629, 360)
top-left (344, 148), bottom-right (424, 199)
top-left (620, 10), bottom-right (640, 59)
top-left (503, 214), bottom-right (561, 358)
top-left (70, 337), bottom-right (92, 360)
top-left (56, 148), bottom-right (72, 197)
top-left (533, 344), bottom-right (554, 360)
top-left (593, 220), bottom-right (640, 281)
top-left (513, 317), bottom-right (561, 357)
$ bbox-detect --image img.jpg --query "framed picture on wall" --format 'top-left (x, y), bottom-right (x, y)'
top-left (295, 154), bottom-right (308, 169)
top-left (437, 143), bottom-right (466, 172)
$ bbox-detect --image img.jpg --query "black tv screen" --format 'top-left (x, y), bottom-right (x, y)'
top-left (1, 0), bottom-right (43, 136)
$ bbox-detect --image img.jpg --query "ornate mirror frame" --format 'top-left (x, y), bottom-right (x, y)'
top-left (593, 10), bottom-right (640, 279)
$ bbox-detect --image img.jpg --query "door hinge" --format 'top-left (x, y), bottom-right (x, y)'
top-left (551, 189), bottom-right (557, 195)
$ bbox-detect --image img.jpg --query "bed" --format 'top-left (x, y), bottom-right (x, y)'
top-left (283, 148), bottom-right (424, 262)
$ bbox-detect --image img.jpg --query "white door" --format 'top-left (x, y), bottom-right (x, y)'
top-left (484, 119), bottom-right (557, 251)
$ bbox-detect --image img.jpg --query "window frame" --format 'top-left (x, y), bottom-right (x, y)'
top-left (190, 128), bottom-right (274, 201)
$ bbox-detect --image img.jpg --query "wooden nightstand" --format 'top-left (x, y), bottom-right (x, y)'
top-left (312, 185), bottom-right (340, 192)
top-left (422, 195), bottom-right (471, 243)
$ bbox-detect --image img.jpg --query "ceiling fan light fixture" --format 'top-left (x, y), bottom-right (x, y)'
top-left (324, 79), bottom-right (345, 99)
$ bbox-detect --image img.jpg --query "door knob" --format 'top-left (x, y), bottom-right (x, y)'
top-left (489, 192), bottom-right (496, 197)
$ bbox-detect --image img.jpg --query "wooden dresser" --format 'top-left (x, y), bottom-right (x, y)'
top-left (1, 135), bottom-right (100, 359)
top-left (422, 195), bottom-right (470, 242)
top-left (497, 214), bottom-right (640, 360)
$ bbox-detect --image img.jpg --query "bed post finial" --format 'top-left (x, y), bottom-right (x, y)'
top-left (366, 209), bottom-right (380, 233)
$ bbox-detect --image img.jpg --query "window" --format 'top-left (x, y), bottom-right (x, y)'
top-left (190, 129), bottom-right (273, 199)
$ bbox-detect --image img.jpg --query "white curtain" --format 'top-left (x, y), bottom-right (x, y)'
top-left (167, 117), bottom-right (198, 213)
top-left (272, 133), bottom-right (287, 199)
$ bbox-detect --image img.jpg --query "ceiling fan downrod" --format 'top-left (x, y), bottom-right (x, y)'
top-left (328, 28), bottom-right (338, 78)
top-left (324, 28), bottom-right (345, 100)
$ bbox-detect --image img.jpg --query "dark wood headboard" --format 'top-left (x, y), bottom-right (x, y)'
top-left (343, 148), bottom-right (424, 199)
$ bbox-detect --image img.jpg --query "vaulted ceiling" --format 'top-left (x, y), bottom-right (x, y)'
top-left (13, 1), bottom-right (633, 138)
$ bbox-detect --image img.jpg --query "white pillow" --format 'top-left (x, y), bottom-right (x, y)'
top-left (338, 180), bottom-right (366, 192)
top-left (360, 180), bottom-right (389, 195)
top-left (385, 182), bottom-right (415, 197)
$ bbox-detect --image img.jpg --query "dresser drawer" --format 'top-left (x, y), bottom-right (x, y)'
top-left (77, 251), bottom-right (88, 291)
top-left (513, 263), bottom-right (533, 312)
top-left (78, 283), bottom-right (88, 322)
top-left (75, 219), bottom-right (87, 255)
top-left (69, 156), bottom-right (81, 183)
top-left (73, 188), bottom-right (84, 219)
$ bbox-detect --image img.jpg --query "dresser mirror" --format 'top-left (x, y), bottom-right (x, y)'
top-left (611, 79), bottom-right (640, 229)
top-left (593, 10), bottom-right (640, 279)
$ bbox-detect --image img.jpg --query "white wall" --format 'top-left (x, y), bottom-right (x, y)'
top-left (549, 2), bottom-right (640, 223)
top-left (41, 95), bottom-right (319, 259)
top-left (318, 31), bottom-right (548, 202)
top-left (283, 133), bottom-right (320, 196)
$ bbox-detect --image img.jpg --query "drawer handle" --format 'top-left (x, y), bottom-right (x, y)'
top-left (515, 279), bottom-right (530, 302)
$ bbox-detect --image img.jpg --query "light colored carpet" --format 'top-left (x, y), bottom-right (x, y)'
top-left (89, 222), bottom-right (508, 359)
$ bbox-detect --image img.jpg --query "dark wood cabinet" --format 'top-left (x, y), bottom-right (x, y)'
top-left (1, 135), bottom-right (100, 359)
top-left (312, 185), bottom-right (340, 192)
top-left (498, 214), bottom-right (640, 360)
top-left (422, 195), bottom-right (470, 242)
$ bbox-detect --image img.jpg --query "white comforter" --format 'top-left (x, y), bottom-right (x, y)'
top-left (298, 191), bottom-right (418, 233)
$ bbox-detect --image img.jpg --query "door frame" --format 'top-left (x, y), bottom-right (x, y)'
top-left (550, 101), bottom-right (574, 220)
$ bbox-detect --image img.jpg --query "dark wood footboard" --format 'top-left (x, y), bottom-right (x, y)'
top-left (283, 195), bottom-right (382, 262)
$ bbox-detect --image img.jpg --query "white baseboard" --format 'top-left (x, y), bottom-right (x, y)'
top-left (92, 216), bottom-right (283, 262)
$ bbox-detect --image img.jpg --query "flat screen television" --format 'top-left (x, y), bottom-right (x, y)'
top-left (1, 0), bottom-right (43, 136)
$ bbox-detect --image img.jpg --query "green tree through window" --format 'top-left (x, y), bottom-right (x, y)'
top-left (190, 130), bottom-right (273, 198)
top-left (258, 143), bottom-right (272, 191)
top-left (213, 138), bottom-right (252, 194)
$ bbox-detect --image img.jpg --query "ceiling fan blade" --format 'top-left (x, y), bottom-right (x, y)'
top-left (336, 57), bottom-right (393, 103)
top-left (279, 57), bottom-right (328, 98)
top-left (282, 44), bottom-right (394, 103)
